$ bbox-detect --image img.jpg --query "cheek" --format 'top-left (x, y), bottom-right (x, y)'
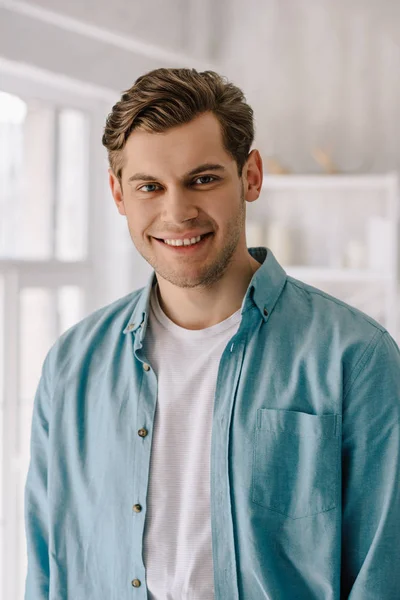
top-left (125, 209), bottom-right (149, 235)
top-left (214, 197), bottom-right (239, 224)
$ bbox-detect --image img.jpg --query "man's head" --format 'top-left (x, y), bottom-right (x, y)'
top-left (103, 67), bottom-right (263, 293)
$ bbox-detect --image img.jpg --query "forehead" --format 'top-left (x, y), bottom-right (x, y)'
top-left (123, 111), bottom-right (234, 176)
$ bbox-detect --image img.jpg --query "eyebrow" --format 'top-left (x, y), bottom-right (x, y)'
top-left (127, 163), bottom-right (227, 184)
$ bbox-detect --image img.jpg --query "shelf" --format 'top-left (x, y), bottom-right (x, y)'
top-left (283, 267), bottom-right (393, 282)
top-left (250, 172), bottom-right (399, 340)
top-left (261, 173), bottom-right (398, 191)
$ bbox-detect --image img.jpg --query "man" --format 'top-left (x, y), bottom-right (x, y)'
top-left (24, 68), bottom-right (400, 599)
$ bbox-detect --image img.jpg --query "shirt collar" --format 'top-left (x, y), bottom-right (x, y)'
top-left (122, 247), bottom-right (287, 336)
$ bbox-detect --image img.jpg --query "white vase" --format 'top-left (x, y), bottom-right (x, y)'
top-left (266, 221), bottom-right (292, 265)
top-left (246, 220), bottom-right (265, 248)
top-left (367, 216), bottom-right (392, 272)
top-left (344, 240), bottom-right (366, 269)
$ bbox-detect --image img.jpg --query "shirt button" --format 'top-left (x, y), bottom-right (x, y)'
top-left (143, 363), bottom-right (151, 371)
top-left (133, 504), bottom-right (142, 513)
top-left (132, 579), bottom-right (141, 587)
top-left (263, 307), bottom-right (268, 316)
top-left (126, 324), bottom-right (135, 332)
top-left (138, 428), bottom-right (148, 437)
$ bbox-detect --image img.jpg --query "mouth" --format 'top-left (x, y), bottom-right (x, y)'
top-left (152, 232), bottom-right (213, 252)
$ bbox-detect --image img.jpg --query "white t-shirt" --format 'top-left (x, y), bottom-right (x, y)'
top-left (142, 282), bottom-right (242, 599)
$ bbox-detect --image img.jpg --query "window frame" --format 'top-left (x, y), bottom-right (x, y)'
top-left (0, 64), bottom-right (114, 600)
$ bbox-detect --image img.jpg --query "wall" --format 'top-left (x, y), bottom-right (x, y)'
top-left (219, 0), bottom-right (400, 175)
top-left (0, 0), bottom-right (221, 91)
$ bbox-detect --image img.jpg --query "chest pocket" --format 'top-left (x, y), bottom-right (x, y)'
top-left (251, 408), bottom-right (342, 519)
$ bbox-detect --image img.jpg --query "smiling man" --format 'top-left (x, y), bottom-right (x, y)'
top-left (24, 68), bottom-right (400, 600)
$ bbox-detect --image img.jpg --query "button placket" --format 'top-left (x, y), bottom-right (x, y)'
top-left (131, 356), bottom-right (152, 592)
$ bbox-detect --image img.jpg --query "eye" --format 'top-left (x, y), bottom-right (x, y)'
top-left (138, 183), bottom-right (161, 193)
top-left (193, 175), bottom-right (218, 185)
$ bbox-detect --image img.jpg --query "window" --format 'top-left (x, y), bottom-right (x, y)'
top-left (0, 87), bottom-right (91, 600)
top-left (0, 92), bottom-right (88, 260)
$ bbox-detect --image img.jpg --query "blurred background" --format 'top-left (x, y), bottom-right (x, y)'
top-left (1, 1), bottom-right (400, 598)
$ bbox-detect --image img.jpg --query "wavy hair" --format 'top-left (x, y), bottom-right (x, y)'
top-left (102, 67), bottom-right (254, 181)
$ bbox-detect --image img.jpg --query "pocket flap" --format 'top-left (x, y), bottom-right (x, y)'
top-left (257, 408), bottom-right (341, 439)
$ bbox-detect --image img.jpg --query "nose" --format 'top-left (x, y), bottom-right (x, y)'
top-left (160, 187), bottom-right (199, 223)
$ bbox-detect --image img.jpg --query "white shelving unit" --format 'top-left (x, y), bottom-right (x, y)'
top-left (246, 173), bottom-right (400, 343)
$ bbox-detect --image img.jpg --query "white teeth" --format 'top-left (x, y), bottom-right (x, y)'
top-left (164, 235), bottom-right (203, 247)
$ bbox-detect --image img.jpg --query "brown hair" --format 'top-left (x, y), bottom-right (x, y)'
top-left (102, 67), bottom-right (254, 182)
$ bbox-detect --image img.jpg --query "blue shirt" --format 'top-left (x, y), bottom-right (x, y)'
top-left (24, 247), bottom-right (400, 599)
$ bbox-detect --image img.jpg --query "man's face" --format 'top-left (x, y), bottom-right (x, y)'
top-left (109, 111), bottom-right (257, 290)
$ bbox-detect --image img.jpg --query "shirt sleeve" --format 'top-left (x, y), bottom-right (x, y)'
top-left (24, 353), bottom-right (53, 599)
top-left (341, 329), bottom-right (400, 599)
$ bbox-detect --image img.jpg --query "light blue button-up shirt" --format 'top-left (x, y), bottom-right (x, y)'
top-left (24, 247), bottom-right (400, 599)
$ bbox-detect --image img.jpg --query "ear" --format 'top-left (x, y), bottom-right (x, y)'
top-left (243, 149), bottom-right (263, 203)
top-left (109, 169), bottom-right (126, 216)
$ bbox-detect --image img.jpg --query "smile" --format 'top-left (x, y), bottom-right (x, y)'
top-left (153, 232), bottom-right (213, 252)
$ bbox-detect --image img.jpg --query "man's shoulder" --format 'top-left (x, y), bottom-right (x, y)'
top-left (44, 287), bottom-right (144, 370)
top-left (285, 274), bottom-right (387, 340)
top-left (284, 276), bottom-right (399, 385)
